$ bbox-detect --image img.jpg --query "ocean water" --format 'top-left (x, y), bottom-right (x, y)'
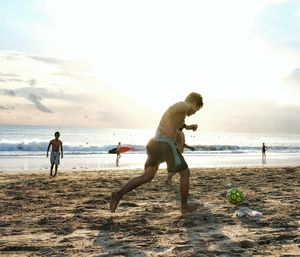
top-left (0, 124), bottom-right (300, 172)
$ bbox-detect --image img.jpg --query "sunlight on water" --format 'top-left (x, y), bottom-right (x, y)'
top-left (0, 125), bottom-right (300, 172)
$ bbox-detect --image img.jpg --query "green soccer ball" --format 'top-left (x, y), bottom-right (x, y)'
top-left (226, 188), bottom-right (244, 205)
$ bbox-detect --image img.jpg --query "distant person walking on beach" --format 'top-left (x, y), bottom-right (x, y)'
top-left (262, 142), bottom-right (267, 164)
top-left (165, 124), bottom-right (197, 185)
top-left (110, 92), bottom-right (203, 214)
top-left (46, 131), bottom-right (63, 177)
top-left (116, 142), bottom-right (121, 166)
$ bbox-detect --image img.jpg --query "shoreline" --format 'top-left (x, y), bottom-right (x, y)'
top-left (1, 163), bottom-right (300, 175)
top-left (1, 166), bottom-right (299, 256)
top-left (1, 152), bottom-right (300, 173)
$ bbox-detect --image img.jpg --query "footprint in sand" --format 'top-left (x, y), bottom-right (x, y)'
top-left (119, 202), bottom-right (139, 208)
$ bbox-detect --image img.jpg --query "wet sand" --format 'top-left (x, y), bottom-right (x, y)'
top-left (0, 166), bottom-right (299, 256)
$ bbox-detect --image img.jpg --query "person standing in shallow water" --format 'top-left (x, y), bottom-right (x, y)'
top-left (46, 131), bottom-right (63, 177)
top-left (110, 92), bottom-right (203, 214)
top-left (262, 142), bottom-right (267, 165)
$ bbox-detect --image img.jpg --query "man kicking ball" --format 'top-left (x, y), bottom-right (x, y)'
top-left (110, 92), bottom-right (203, 213)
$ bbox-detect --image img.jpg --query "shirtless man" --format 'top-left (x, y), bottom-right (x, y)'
top-left (46, 131), bottom-right (63, 177)
top-left (110, 92), bottom-right (203, 213)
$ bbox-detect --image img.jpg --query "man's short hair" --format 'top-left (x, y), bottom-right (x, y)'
top-left (54, 131), bottom-right (60, 136)
top-left (185, 92), bottom-right (203, 108)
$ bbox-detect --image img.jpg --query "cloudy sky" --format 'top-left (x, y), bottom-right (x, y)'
top-left (0, 0), bottom-right (300, 133)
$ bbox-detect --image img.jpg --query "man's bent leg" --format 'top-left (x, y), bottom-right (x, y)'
top-left (179, 168), bottom-right (197, 213)
top-left (110, 165), bottom-right (158, 213)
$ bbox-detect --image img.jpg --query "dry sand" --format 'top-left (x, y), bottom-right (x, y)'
top-left (0, 166), bottom-right (299, 257)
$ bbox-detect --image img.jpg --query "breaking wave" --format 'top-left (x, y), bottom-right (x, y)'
top-left (0, 141), bottom-right (299, 156)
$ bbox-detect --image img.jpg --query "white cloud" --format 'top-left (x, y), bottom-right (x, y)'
top-left (285, 68), bottom-right (300, 84)
top-left (0, 51), bottom-right (158, 128)
top-left (1, 1), bottom-right (300, 133)
top-left (200, 97), bottom-right (300, 134)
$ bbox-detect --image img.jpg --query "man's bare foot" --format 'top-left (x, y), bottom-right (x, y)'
top-left (181, 204), bottom-right (198, 214)
top-left (110, 191), bottom-right (121, 213)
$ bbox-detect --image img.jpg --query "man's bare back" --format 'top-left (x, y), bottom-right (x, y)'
top-left (156, 101), bottom-right (189, 138)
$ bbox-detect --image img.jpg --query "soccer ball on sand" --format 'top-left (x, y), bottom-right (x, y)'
top-left (226, 188), bottom-right (244, 205)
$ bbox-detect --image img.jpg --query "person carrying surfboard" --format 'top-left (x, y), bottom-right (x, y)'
top-left (116, 142), bottom-right (121, 165)
top-left (110, 92), bottom-right (203, 214)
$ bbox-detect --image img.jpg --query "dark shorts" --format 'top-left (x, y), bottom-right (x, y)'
top-left (144, 136), bottom-right (188, 173)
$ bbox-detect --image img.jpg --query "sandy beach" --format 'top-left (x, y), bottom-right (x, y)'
top-left (0, 166), bottom-right (299, 257)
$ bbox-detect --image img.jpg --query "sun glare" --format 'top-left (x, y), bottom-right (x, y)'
top-left (27, 0), bottom-right (300, 129)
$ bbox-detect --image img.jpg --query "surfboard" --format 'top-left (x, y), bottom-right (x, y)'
top-left (108, 146), bottom-right (132, 154)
